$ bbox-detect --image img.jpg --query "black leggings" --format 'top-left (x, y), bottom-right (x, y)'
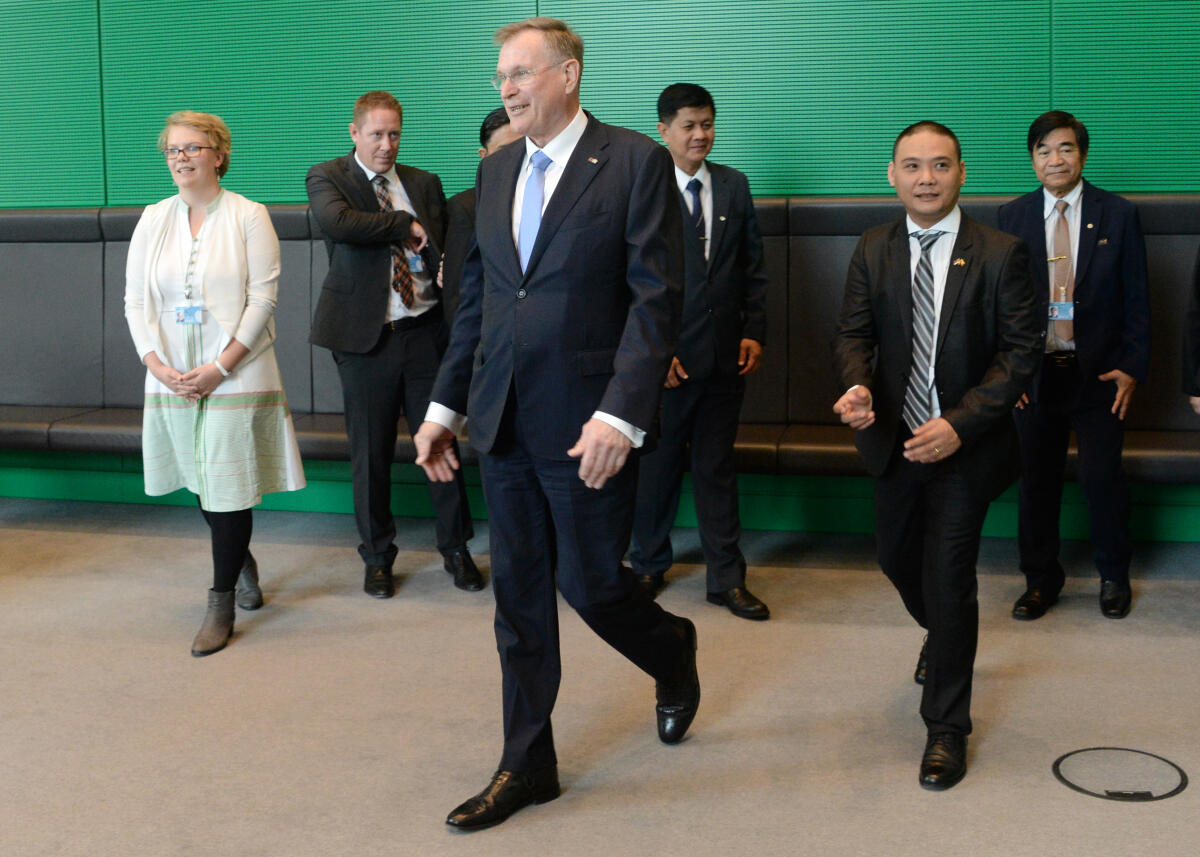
top-left (197, 499), bottom-right (253, 593)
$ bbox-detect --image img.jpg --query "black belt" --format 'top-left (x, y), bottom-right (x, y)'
top-left (1045, 351), bottom-right (1077, 368)
top-left (383, 306), bottom-right (440, 333)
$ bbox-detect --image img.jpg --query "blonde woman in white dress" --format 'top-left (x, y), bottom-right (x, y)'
top-left (125, 111), bottom-right (305, 656)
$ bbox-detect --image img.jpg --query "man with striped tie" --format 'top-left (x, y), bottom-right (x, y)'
top-left (832, 121), bottom-right (1041, 790)
top-left (309, 91), bottom-right (481, 599)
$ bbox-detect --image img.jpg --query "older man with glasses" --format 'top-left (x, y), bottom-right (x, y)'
top-left (415, 17), bottom-right (698, 830)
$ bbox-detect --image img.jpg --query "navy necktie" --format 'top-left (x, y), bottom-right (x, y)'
top-left (686, 177), bottom-right (705, 245)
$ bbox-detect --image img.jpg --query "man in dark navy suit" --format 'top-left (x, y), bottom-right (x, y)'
top-left (998, 110), bottom-right (1150, 621)
top-left (630, 83), bottom-right (770, 620)
top-left (414, 18), bottom-right (698, 830)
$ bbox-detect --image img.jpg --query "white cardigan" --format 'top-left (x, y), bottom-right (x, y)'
top-left (124, 189), bottom-right (280, 365)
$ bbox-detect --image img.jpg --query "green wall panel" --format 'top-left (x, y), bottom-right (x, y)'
top-left (1, 1), bottom-right (1198, 208)
top-left (1050, 1), bottom-right (1200, 193)
top-left (4, 451), bottom-right (1200, 542)
top-left (0, 0), bottom-right (105, 207)
top-left (99, 0), bottom-right (532, 206)
top-left (546, 0), bottom-right (1050, 195)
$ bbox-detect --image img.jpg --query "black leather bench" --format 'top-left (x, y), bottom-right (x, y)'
top-left (2, 197), bottom-right (1198, 483)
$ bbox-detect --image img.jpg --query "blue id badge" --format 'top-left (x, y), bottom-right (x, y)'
top-left (1048, 302), bottom-right (1074, 321)
top-left (175, 305), bottom-right (203, 325)
top-left (405, 248), bottom-right (425, 274)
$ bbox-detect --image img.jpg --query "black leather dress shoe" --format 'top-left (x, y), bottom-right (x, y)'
top-left (363, 564), bottom-right (394, 599)
top-left (914, 636), bottom-right (928, 685)
top-left (445, 767), bottom-right (560, 831)
top-left (656, 617), bottom-right (700, 744)
top-left (919, 732), bottom-right (967, 790)
top-left (1012, 587), bottom-right (1057, 620)
top-left (634, 573), bottom-right (665, 599)
top-left (444, 548), bottom-right (485, 591)
top-left (1100, 579), bottom-right (1132, 618)
top-left (706, 586), bottom-right (770, 620)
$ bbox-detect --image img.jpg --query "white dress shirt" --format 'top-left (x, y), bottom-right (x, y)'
top-left (674, 161), bottom-right (712, 260)
top-left (426, 108), bottom-right (645, 448)
top-left (1042, 180), bottom-right (1083, 351)
top-left (353, 152), bottom-right (437, 322)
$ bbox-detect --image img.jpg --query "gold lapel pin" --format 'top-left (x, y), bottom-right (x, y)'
top-left (719, 215), bottom-right (726, 222)
top-left (953, 258), bottom-right (966, 267)
top-left (1098, 238), bottom-right (1109, 245)
top-left (587, 157), bottom-right (598, 164)
top-left (1086, 222), bottom-right (1094, 229)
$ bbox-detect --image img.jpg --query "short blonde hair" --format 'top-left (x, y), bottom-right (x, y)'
top-left (353, 91), bottom-right (403, 127)
top-left (158, 111), bottom-right (232, 178)
top-left (494, 17), bottom-right (583, 68)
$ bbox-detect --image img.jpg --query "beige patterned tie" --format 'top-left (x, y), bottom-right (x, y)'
top-left (1052, 199), bottom-right (1074, 342)
top-left (372, 175), bottom-right (414, 308)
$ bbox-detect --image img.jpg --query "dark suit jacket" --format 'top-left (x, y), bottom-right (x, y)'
top-left (431, 112), bottom-right (685, 460)
top-left (441, 187), bottom-right (475, 327)
top-left (308, 151), bottom-right (447, 354)
top-left (997, 179), bottom-right (1150, 398)
top-left (1185, 245), bottom-right (1200, 396)
top-left (676, 161), bottom-right (769, 379)
top-left (833, 213), bottom-right (1042, 501)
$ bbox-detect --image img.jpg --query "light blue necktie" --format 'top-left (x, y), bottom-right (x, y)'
top-left (518, 150), bottom-right (553, 272)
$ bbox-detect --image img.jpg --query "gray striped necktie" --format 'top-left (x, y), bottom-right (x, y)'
top-left (902, 230), bottom-right (945, 433)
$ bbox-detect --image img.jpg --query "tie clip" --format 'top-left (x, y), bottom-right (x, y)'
top-left (1047, 255), bottom-right (1068, 262)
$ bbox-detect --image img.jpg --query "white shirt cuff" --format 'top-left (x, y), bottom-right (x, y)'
top-left (593, 411), bottom-right (645, 448)
top-left (424, 402), bottom-right (467, 435)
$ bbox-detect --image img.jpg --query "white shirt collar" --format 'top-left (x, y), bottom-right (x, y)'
top-left (674, 161), bottom-right (710, 194)
top-left (905, 206), bottom-right (962, 238)
top-left (1042, 179), bottom-right (1084, 219)
top-left (353, 151), bottom-right (398, 186)
top-left (523, 108), bottom-right (587, 167)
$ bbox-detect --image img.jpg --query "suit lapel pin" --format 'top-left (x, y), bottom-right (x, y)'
top-left (1098, 237), bottom-right (1109, 245)
top-left (953, 257), bottom-right (966, 267)
top-left (587, 156), bottom-right (598, 164)
top-left (1087, 222), bottom-right (1094, 229)
top-left (719, 215), bottom-right (726, 222)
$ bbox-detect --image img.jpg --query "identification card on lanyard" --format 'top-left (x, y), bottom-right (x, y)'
top-left (1048, 302), bottom-right (1074, 321)
top-left (175, 306), bottom-right (203, 324)
top-left (405, 248), bottom-right (425, 274)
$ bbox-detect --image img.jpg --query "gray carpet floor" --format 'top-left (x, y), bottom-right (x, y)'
top-left (1, 497), bottom-right (1197, 857)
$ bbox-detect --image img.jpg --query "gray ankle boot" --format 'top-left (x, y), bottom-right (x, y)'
top-left (191, 589), bottom-right (235, 657)
top-left (235, 552), bottom-right (263, 610)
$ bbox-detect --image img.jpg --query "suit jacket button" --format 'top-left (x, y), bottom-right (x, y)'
top-left (516, 288), bottom-right (527, 299)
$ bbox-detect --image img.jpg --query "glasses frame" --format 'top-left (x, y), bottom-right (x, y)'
top-left (162, 144), bottom-right (217, 159)
top-left (491, 58), bottom-right (568, 91)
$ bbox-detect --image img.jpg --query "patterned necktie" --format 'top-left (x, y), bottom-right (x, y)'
top-left (518, 151), bottom-right (553, 272)
top-left (372, 175), bottom-right (414, 308)
top-left (687, 177), bottom-right (705, 243)
top-left (1052, 199), bottom-right (1075, 342)
top-left (902, 230), bottom-right (945, 433)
